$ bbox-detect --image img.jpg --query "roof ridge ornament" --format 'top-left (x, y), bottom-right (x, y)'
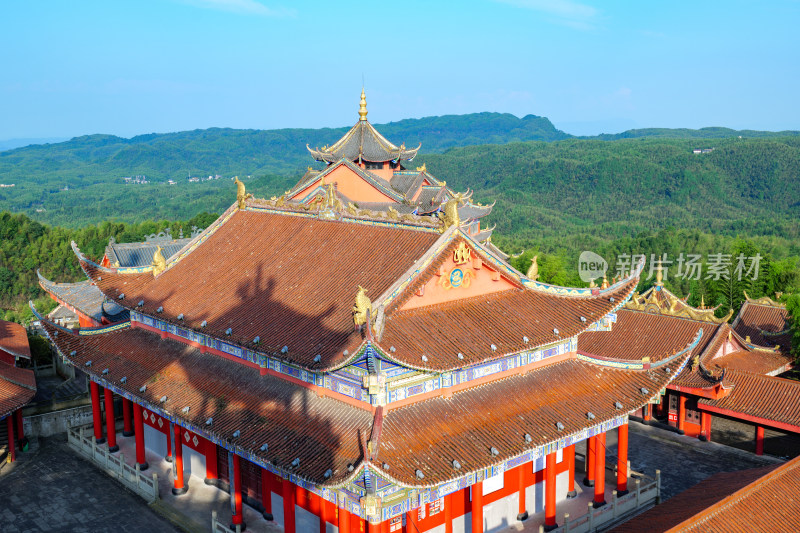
top-left (359, 88), bottom-right (368, 121)
top-left (743, 290), bottom-right (785, 308)
top-left (353, 286), bottom-right (377, 329)
top-left (234, 176), bottom-right (253, 210)
top-left (151, 246), bottom-right (166, 277)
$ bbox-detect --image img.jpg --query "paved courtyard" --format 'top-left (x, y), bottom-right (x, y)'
top-left (0, 435), bottom-right (178, 533)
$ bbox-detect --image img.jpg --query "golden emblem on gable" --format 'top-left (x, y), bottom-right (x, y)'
top-left (453, 242), bottom-right (471, 265)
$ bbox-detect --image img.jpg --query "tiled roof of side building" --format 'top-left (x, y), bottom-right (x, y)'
top-left (699, 369), bottom-right (800, 430)
top-left (607, 461), bottom-right (787, 533)
top-left (709, 348), bottom-right (793, 375)
top-left (380, 343), bottom-right (694, 486)
top-left (0, 319), bottom-right (32, 359)
top-left (106, 238), bottom-right (192, 268)
top-left (732, 300), bottom-right (792, 350)
top-left (579, 309), bottom-right (722, 363)
top-left (81, 209), bottom-right (442, 370)
top-left (37, 273), bottom-right (129, 323)
top-left (0, 355), bottom-right (36, 418)
top-left (41, 321), bottom-right (373, 486)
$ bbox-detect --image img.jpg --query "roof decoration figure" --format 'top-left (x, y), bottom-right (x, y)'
top-left (234, 176), bottom-right (252, 210)
top-left (353, 286), bottom-right (375, 329)
top-left (151, 246), bottom-right (166, 277)
top-left (526, 255), bottom-right (539, 281)
top-left (626, 282), bottom-right (732, 324)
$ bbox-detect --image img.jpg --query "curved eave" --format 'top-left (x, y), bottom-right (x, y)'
top-left (522, 256), bottom-right (645, 299)
top-left (347, 343), bottom-right (695, 489)
top-left (35, 307), bottom-right (366, 488)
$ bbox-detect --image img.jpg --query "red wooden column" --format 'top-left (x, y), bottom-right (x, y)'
top-left (122, 397), bottom-right (134, 437)
top-left (593, 432), bottom-right (606, 507)
top-left (90, 381), bottom-right (105, 444)
top-left (755, 426), bottom-right (765, 455)
top-left (511, 464), bottom-right (525, 521)
top-left (338, 495), bottom-right (351, 533)
top-left (367, 520), bottom-right (380, 533)
top-left (583, 435), bottom-right (596, 487)
top-left (471, 481), bottom-right (483, 533)
top-left (204, 438), bottom-right (218, 484)
top-left (132, 403), bottom-right (148, 470)
top-left (14, 409), bottom-right (24, 449)
top-left (642, 403), bottom-right (652, 423)
top-left (103, 387), bottom-right (119, 452)
top-left (319, 495), bottom-right (330, 533)
top-left (6, 414), bottom-right (15, 463)
top-left (444, 492), bottom-right (454, 532)
top-left (171, 423), bottom-right (187, 495)
top-left (544, 451), bottom-right (557, 531)
top-left (230, 453), bottom-right (245, 531)
top-left (566, 445), bottom-right (577, 498)
top-left (283, 477), bottom-right (296, 533)
top-left (617, 424), bottom-right (629, 495)
top-left (700, 412), bottom-right (712, 442)
top-left (261, 469), bottom-right (273, 520)
top-left (677, 395), bottom-right (687, 434)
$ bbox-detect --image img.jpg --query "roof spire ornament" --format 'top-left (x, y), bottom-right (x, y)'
top-left (655, 262), bottom-right (664, 286)
top-left (359, 88), bottom-right (368, 122)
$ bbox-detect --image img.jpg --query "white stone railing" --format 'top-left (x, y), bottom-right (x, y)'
top-left (211, 510), bottom-right (242, 533)
top-left (67, 425), bottom-right (159, 503)
top-left (544, 470), bottom-right (661, 533)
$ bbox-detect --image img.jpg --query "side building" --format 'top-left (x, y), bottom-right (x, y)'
top-left (0, 320), bottom-right (35, 464)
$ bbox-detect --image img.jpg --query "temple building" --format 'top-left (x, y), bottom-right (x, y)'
top-left (0, 320), bottom-right (35, 464)
top-left (36, 173), bottom-right (691, 532)
top-left (580, 274), bottom-right (797, 457)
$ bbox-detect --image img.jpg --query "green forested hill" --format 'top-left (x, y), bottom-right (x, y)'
top-left (590, 127), bottom-right (800, 141)
top-left (0, 112), bottom-right (568, 227)
top-left (412, 137), bottom-right (800, 255)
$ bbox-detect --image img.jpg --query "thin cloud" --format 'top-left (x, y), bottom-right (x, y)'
top-left (496, 0), bottom-right (599, 30)
top-left (177, 0), bottom-right (292, 17)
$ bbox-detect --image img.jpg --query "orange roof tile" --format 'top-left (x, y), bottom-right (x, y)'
top-left (82, 209), bottom-right (441, 370)
top-left (0, 361), bottom-right (35, 418)
top-left (579, 310), bottom-right (721, 363)
top-left (699, 370), bottom-right (800, 430)
top-left (732, 301), bottom-right (792, 350)
top-left (671, 455), bottom-right (800, 532)
top-left (608, 461), bottom-right (785, 533)
top-left (0, 319), bottom-right (32, 359)
top-left (379, 348), bottom-right (691, 486)
top-left (42, 320), bottom-right (373, 486)
top-left (709, 349), bottom-right (793, 376)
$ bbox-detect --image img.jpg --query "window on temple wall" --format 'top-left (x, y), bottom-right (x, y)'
top-left (428, 497), bottom-right (444, 516)
top-left (669, 394), bottom-right (678, 412)
top-left (483, 471), bottom-right (504, 495)
top-left (389, 516), bottom-right (404, 532)
top-left (365, 162), bottom-right (384, 170)
top-left (686, 398), bottom-right (701, 424)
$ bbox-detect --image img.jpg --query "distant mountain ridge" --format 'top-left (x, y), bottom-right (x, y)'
top-left (1, 111), bottom-right (798, 230)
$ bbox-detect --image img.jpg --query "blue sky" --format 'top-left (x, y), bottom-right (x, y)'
top-left (1, 0), bottom-right (798, 139)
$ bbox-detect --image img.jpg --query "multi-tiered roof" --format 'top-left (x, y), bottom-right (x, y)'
top-left (290, 91), bottom-right (495, 244)
top-left (36, 158), bottom-right (689, 523)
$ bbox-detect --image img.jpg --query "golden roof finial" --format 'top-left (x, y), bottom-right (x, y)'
top-left (700, 294), bottom-right (705, 309)
top-left (655, 262), bottom-right (663, 285)
top-left (359, 88), bottom-right (368, 121)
